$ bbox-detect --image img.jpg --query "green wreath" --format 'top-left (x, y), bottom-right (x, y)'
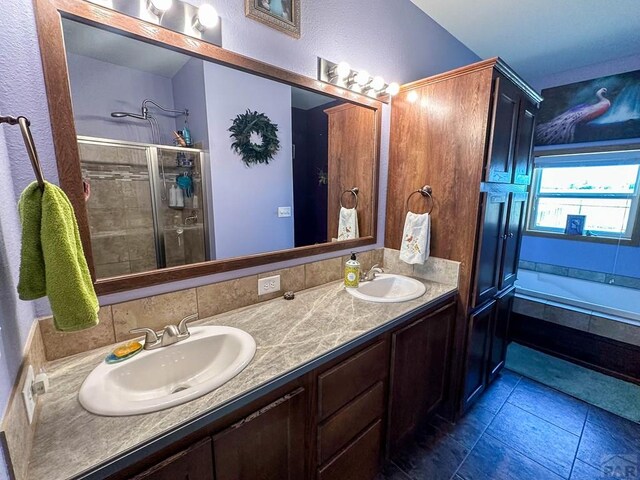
top-left (229, 110), bottom-right (280, 167)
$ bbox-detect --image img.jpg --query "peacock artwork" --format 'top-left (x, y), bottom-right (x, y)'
top-left (535, 69), bottom-right (640, 146)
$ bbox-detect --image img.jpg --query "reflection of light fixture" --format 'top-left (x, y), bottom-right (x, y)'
top-left (355, 70), bottom-right (370, 87)
top-left (407, 91), bottom-right (419, 103)
top-left (386, 82), bottom-right (400, 96)
top-left (329, 61), bottom-right (351, 81)
top-left (146, 0), bottom-right (172, 16)
top-left (370, 76), bottom-right (385, 92)
top-left (193, 3), bottom-right (218, 31)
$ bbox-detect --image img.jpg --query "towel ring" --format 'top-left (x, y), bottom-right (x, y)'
top-left (340, 187), bottom-right (359, 209)
top-left (406, 185), bottom-right (433, 214)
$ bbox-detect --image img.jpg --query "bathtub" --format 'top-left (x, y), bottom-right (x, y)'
top-left (515, 269), bottom-right (640, 324)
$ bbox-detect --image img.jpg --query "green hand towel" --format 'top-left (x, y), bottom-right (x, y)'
top-left (18, 181), bottom-right (99, 332)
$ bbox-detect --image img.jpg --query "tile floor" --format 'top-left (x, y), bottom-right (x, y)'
top-left (378, 369), bottom-right (640, 480)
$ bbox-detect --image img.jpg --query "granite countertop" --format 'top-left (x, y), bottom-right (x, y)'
top-left (27, 277), bottom-right (456, 480)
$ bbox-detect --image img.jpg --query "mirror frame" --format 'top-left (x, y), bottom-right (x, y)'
top-left (33, 0), bottom-right (383, 295)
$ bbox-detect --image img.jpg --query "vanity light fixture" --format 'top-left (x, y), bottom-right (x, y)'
top-left (354, 70), bottom-right (371, 88)
top-left (328, 61), bottom-right (351, 81)
top-left (193, 3), bottom-right (219, 32)
top-left (317, 57), bottom-right (399, 101)
top-left (73, 1), bottom-right (223, 47)
top-left (146, 0), bottom-right (173, 17)
top-left (370, 76), bottom-right (385, 92)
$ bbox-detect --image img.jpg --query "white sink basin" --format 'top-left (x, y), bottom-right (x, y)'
top-left (346, 274), bottom-right (427, 303)
top-left (79, 326), bottom-right (256, 416)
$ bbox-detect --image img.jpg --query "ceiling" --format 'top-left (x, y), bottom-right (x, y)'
top-left (62, 18), bottom-right (191, 78)
top-left (410, 0), bottom-right (640, 83)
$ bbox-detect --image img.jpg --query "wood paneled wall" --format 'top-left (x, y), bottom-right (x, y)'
top-left (385, 63), bottom-right (495, 309)
top-left (326, 104), bottom-right (376, 241)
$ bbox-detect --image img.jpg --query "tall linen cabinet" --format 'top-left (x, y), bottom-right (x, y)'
top-left (385, 57), bottom-right (542, 415)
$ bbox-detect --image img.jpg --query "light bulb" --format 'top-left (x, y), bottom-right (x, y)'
top-left (386, 82), bottom-right (400, 96)
top-left (335, 61), bottom-right (351, 80)
top-left (194, 3), bottom-right (218, 31)
top-left (355, 70), bottom-right (370, 87)
top-left (371, 76), bottom-right (385, 91)
top-left (147, 0), bottom-right (172, 16)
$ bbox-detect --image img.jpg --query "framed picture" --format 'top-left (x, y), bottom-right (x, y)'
top-left (245, 0), bottom-right (301, 38)
top-left (535, 68), bottom-right (640, 146)
top-left (565, 215), bottom-right (586, 236)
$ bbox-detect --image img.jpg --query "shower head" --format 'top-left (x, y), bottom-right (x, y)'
top-left (110, 111), bottom-right (147, 120)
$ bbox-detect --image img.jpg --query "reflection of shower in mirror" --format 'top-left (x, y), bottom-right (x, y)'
top-left (109, 98), bottom-right (189, 145)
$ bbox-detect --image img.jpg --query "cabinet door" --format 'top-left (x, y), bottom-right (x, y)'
top-left (499, 192), bottom-right (528, 289)
top-left (488, 287), bottom-right (515, 384)
top-left (212, 388), bottom-right (306, 480)
top-left (463, 300), bottom-right (496, 412)
top-left (388, 303), bottom-right (455, 451)
top-left (485, 75), bottom-right (521, 183)
top-left (513, 99), bottom-right (537, 185)
top-left (131, 438), bottom-right (214, 480)
top-left (473, 192), bottom-right (508, 307)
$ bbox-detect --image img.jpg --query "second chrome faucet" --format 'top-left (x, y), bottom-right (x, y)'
top-left (130, 314), bottom-right (198, 350)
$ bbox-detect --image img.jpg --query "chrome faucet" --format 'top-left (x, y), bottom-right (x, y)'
top-left (361, 264), bottom-right (384, 282)
top-left (130, 314), bottom-right (198, 350)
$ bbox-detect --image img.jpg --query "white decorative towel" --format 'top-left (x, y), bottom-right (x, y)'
top-left (399, 212), bottom-right (430, 264)
top-left (337, 207), bottom-right (359, 241)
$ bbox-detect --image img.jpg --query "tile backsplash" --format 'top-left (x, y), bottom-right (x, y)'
top-left (37, 248), bottom-right (459, 361)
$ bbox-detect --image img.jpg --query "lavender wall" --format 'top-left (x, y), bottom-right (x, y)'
top-left (172, 58), bottom-right (209, 149)
top-left (521, 54), bottom-right (640, 279)
top-left (67, 53), bottom-right (178, 144)
top-left (0, 1), bottom-right (477, 474)
top-left (0, 129), bottom-right (37, 420)
top-left (204, 62), bottom-right (295, 258)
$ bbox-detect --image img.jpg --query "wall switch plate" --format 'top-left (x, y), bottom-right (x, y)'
top-left (258, 275), bottom-right (281, 295)
top-left (277, 206), bottom-right (292, 218)
top-left (22, 365), bottom-right (36, 424)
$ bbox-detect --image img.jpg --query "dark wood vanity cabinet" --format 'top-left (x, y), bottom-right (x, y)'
top-left (385, 57), bottom-right (541, 418)
top-left (212, 387), bottom-right (307, 480)
top-left (462, 286), bottom-right (516, 410)
top-left (130, 438), bottom-right (214, 480)
top-left (462, 300), bottom-right (496, 409)
top-left (488, 286), bottom-right (516, 383)
top-left (474, 190), bottom-right (528, 308)
top-left (388, 303), bottom-right (455, 451)
top-left (116, 298), bottom-right (456, 480)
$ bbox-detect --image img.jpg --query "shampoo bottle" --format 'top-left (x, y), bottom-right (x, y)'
top-left (344, 252), bottom-right (360, 288)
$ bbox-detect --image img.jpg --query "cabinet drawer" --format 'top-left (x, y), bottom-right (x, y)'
top-left (318, 340), bottom-right (388, 420)
top-left (317, 419), bottom-right (382, 480)
top-left (318, 381), bottom-right (384, 464)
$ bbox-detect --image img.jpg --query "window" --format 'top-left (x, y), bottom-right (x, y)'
top-left (528, 149), bottom-right (640, 242)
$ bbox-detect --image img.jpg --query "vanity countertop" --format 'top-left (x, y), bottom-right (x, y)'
top-left (27, 276), bottom-right (456, 480)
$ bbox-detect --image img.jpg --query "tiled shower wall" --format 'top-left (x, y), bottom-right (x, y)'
top-left (80, 142), bottom-right (157, 278)
top-left (79, 142), bottom-right (207, 278)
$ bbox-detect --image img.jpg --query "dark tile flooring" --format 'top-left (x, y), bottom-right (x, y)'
top-left (378, 370), bottom-right (640, 480)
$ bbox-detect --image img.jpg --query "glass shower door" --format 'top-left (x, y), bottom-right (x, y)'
top-left (151, 146), bottom-right (209, 268)
top-left (79, 138), bottom-right (159, 279)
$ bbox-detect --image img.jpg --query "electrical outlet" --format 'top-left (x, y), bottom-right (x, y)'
top-left (277, 206), bottom-right (292, 218)
top-left (22, 365), bottom-right (36, 424)
top-left (258, 275), bottom-right (281, 295)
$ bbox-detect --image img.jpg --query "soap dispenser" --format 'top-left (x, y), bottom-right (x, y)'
top-left (344, 252), bottom-right (360, 288)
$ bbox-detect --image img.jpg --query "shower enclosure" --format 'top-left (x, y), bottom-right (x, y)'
top-left (78, 136), bottom-right (210, 279)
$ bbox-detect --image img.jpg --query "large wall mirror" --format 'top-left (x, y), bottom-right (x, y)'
top-left (34, 0), bottom-right (382, 294)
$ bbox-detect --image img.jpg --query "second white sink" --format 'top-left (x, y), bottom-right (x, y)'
top-left (346, 274), bottom-right (427, 303)
top-left (79, 326), bottom-right (256, 416)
